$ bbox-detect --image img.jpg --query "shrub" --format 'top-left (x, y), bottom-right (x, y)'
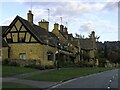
top-left (60, 61), bottom-right (76, 68)
top-left (34, 65), bottom-right (45, 70)
top-left (9, 61), bottom-right (18, 66)
top-left (45, 65), bottom-right (55, 69)
top-left (98, 58), bottom-right (106, 67)
top-left (76, 61), bottom-right (88, 67)
top-left (2, 59), bottom-right (9, 65)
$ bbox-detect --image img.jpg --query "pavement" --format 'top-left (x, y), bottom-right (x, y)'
top-left (50, 69), bottom-right (119, 89)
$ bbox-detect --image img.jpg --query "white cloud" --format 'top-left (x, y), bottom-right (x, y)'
top-left (0, 16), bottom-right (15, 26)
top-left (1, 1), bottom-right (118, 41)
top-left (79, 21), bottom-right (95, 33)
top-left (102, 1), bottom-right (118, 11)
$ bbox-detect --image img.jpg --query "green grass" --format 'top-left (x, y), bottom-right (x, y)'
top-left (24, 67), bottom-right (114, 82)
top-left (2, 65), bottom-right (37, 77)
top-left (2, 82), bottom-right (35, 88)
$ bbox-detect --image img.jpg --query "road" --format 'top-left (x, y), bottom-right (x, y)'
top-left (50, 69), bottom-right (119, 90)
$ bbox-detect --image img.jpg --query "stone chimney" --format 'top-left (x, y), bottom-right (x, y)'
top-left (91, 31), bottom-right (95, 38)
top-left (52, 23), bottom-right (59, 33)
top-left (91, 31), bottom-right (96, 49)
top-left (38, 19), bottom-right (49, 31)
top-left (63, 26), bottom-right (68, 34)
top-left (27, 10), bottom-right (33, 23)
top-left (60, 24), bottom-right (64, 31)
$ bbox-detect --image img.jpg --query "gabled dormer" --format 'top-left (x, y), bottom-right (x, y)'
top-left (2, 15), bottom-right (39, 43)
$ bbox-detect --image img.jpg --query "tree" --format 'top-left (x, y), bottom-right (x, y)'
top-left (104, 44), bottom-right (108, 59)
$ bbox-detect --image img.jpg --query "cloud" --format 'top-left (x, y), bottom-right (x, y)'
top-left (103, 1), bottom-right (118, 11)
top-left (0, 16), bottom-right (15, 26)
top-left (79, 21), bottom-right (95, 33)
top-left (29, 1), bottom-right (118, 23)
top-left (29, 2), bottom-right (104, 24)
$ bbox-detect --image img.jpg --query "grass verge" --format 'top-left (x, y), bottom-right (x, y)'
top-left (2, 82), bottom-right (35, 88)
top-left (23, 67), bottom-right (115, 82)
top-left (2, 65), bottom-right (37, 77)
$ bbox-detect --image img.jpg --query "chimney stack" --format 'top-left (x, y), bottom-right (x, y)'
top-left (27, 10), bottom-right (33, 23)
top-left (63, 26), bottom-right (68, 33)
top-left (52, 23), bottom-right (59, 33)
top-left (38, 19), bottom-right (49, 31)
top-left (91, 31), bottom-right (95, 38)
top-left (60, 24), bottom-right (64, 31)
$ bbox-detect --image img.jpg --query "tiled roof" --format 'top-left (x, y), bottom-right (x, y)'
top-left (2, 16), bottom-right (60, 47)
top-left (0, 26), bottom-right (8, 34)
top-left (0, 26), bottom-right (8, 48)
top-left (59, 30), bottom-right (68, 39)
top-left (18, 16), bottom-right (49, 43)
top-left (48, 32), bottom-right (59, 46)
top-left (80, 38), bottom-right (94, 50)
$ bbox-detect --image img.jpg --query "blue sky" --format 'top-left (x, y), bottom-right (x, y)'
top-left (0, 0), bottom-right (119, 42)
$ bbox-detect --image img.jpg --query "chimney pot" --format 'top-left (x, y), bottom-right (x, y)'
top-left (27, 10), bottom-right (33, 23)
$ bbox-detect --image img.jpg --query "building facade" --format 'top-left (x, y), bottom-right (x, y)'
top-left (1, 10), bottom-right (98, 67)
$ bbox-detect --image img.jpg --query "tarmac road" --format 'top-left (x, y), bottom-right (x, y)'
top-left (50, 69), bottom-right (119, 90)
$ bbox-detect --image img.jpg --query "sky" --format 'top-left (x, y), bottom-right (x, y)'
top-left (0, 0), bottom-right (119, 42)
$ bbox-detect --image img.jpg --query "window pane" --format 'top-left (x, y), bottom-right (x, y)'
top-left (19, 53), bottom-right (26, 60)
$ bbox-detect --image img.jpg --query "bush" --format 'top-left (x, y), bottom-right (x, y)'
top-left (98, 58), bottom-right (106, 67)
top-left (2, 59), bottom-right (9, 65)
top-left (76, 61), bottom-right (88, 67)
top-left (45, 65), bottom-right (55, 69)
top-left (9, 61), bottom-right (19, 66)
top-left (60, 61), bottom-right (76, 68)
top-left (34, 65), bottom-right (45, 70)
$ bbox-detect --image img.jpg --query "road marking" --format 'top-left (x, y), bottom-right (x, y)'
top-left (107, 86), bottom-right (110, 89)
top-left (109, 80), bottom-right (112, 83)
top-left (112, 76), bottom-right (114, 79)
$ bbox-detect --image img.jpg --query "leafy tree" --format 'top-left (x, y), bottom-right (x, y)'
top-left (104, 44), bottom-right (108, 59)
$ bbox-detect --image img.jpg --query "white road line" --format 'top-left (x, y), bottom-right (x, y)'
top-left (109, 80), bottom-right (112, 83)
top-left (107, 86), bottom-right (110, 89)
top-left (112, 76), bottom-right (114, 79)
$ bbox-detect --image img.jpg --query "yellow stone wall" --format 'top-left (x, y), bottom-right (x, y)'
top-left (9, 43), bottom-right (57, 66)
top-left (2, 47), bottom-right (8, 60)
top-left (89, 50), bottom-right (95, 59)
